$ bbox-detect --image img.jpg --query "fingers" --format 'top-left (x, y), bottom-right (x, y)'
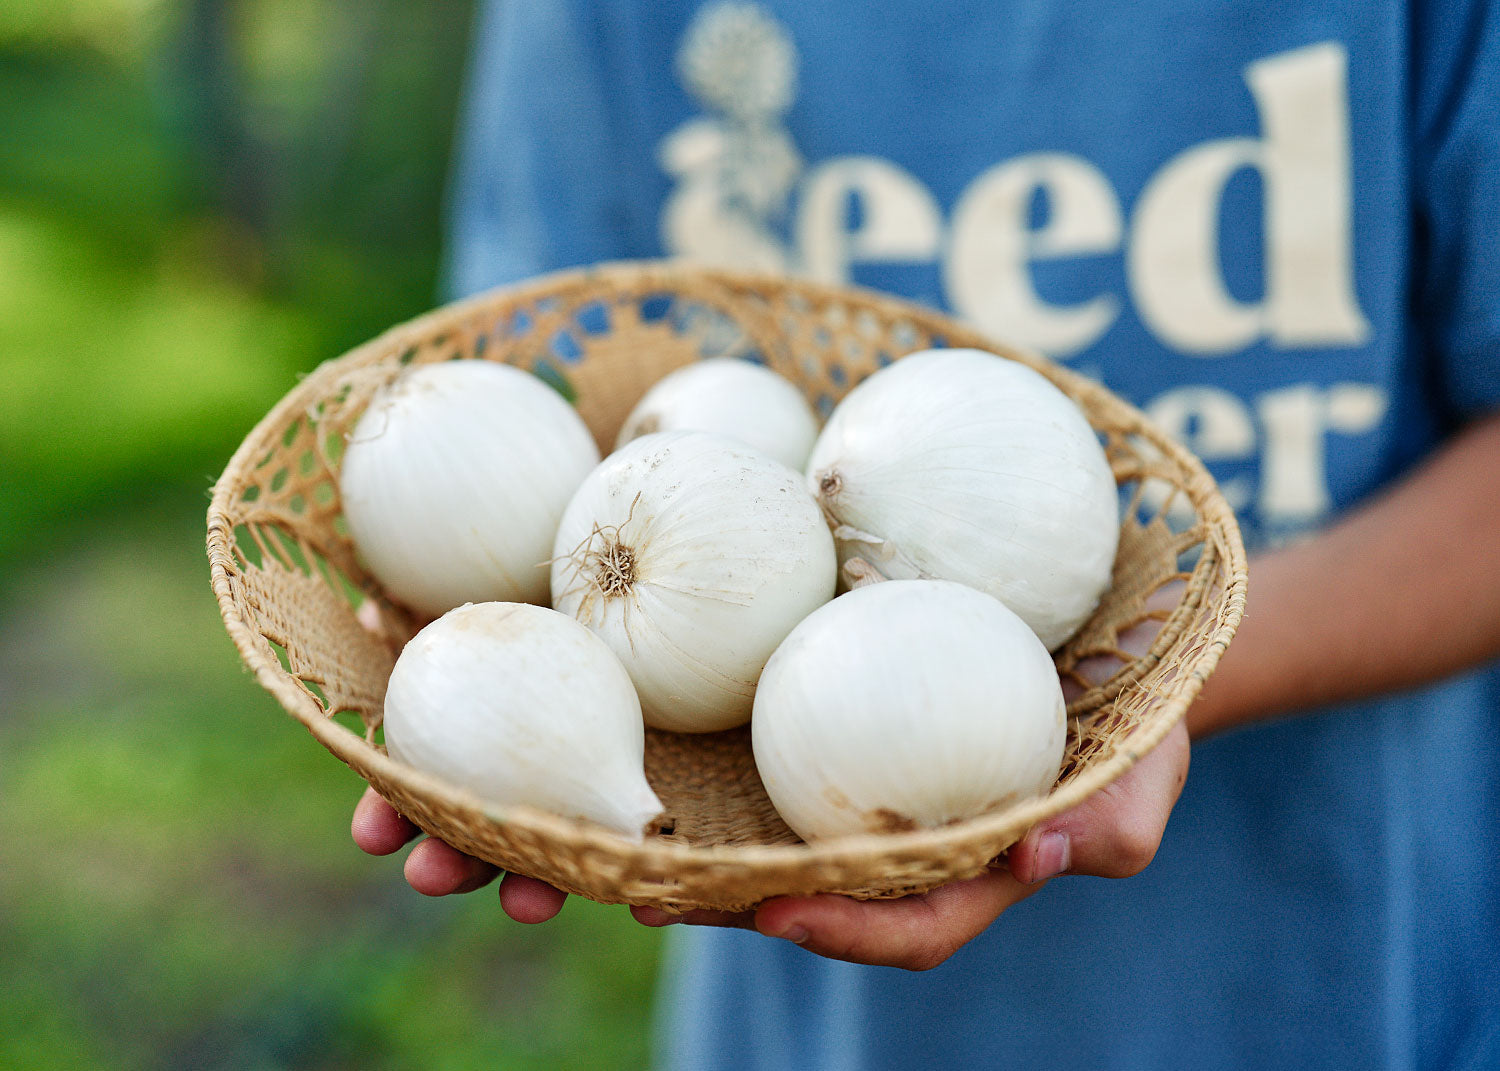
top-left (358, 716), bottom-right (1181, 946)
top-left (403, 836), bottom-right (501, 896)
top-left (355, 786), bottom-right (493, 894)
top-left (630, 905), bottom-right (679, 927)
top-left (630, 905), bottom-right (756, 929)
top-left (499, 873), bottom-right (569, 923)
top-left (394, 828), bottom-right (569, 916)
top-left (1009, 718), bottom-right (1191, 884)
top-left (630, 877), bottom-right (1033, 972)
top-left (354, 788), bottom-right (573, 914)
top-left (354, 787), bottom-right (498, 895)
top-left (751, 867), bottom-right (1038, 971)
top-left (623, 721), bottom-right (1187, 970)
top-left (351, 786), bottom-right (420, 855)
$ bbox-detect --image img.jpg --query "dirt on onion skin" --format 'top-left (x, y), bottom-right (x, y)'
top-left (865, 808), bottom-right (919, 834)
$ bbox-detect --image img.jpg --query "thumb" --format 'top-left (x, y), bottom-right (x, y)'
top-left (1009, 719), bottom-right (1190, 884)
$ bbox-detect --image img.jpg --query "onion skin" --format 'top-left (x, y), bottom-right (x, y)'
top-left (338, 360), bottom-right (600, 617)
top-left (751, 580), bottom-right (1067, 842)
top-left (552, 431), bottom-right (837, 732)
top-left (807, 348), bottom-right (1120, 650)
top-left (615, 358), bottom-right (821, 470)
top-left (382, 602), bottom-right (663, 840)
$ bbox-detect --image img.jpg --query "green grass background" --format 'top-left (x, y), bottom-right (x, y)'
top-left (0, 3), bottom-right (664, 1066)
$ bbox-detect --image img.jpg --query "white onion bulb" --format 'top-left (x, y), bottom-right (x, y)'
top-left (339, 360), bottom-right (600, 616)
top-left (615, 358), bottom-right (820, 470)
top-left (551, 431), bottom-right (836, 732)
top-left (752, 579), bottom-right (1066, 841)
top-left (807, 348), bottom-right (1119, 650)
top-left (382, 602), bottom-right (663, 839)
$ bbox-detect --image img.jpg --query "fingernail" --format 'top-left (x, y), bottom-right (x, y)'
top-left (1031, 832), bottom-right (1071, 883)
top-left (775, 924), bottom-right (809, 944)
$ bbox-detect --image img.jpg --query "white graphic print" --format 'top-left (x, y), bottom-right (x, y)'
top-left (659, 5), bottom-right (1389, 543)
top-left (947, 153), bottom-right (1122, 357)
top-left (1128, 44), bottom-right (1371, 354)
top-left (660, 3), bottom-right (801, 272)
top-left (797, 157), bottom-right (943, 285)
top-left (1143, 383), bottom-right (1389, 536)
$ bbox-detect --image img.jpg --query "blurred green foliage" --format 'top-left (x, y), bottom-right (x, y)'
top-left (0, 0), bottom-right (484, 560)
top-left (0, 2), bottom-right (665, 1067)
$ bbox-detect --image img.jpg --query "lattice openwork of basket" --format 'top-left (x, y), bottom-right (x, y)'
top-left (207, 263), bottom-right (1247, 912)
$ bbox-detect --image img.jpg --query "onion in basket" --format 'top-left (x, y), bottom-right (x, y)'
top-left (752, 579), bottom-right (1066, 841)
top-left (382, 602), bottom-right (663, 839)
top-left (551, 431), bottom-right (837, 732)
top-left (338, 360), bottom-right (600, 617)
top-left (615, 357), bottom-right (821, 470)
top-left (807, 348), bottom-right (1119, 650)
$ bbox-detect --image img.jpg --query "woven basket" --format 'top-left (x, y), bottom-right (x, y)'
top-left (207, 262), bottom-right (1247, 913)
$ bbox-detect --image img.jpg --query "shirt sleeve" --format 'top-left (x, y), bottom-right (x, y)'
top-left (1413, 0), bottom-right (1500, 420)
top-left (442, 0), bottom-right (654, 299)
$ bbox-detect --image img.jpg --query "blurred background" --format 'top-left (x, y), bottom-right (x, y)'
top-left (0, 2), bottom-right (663, 1067)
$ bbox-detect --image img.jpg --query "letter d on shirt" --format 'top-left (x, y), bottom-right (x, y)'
top-left (1129, 42), bottom-right (1371, 356)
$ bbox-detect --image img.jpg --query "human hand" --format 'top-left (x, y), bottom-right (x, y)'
top-left (351, 787), bottom-right (569, 922)
top-left (631, 718), bottom-right (1190, 971)
top-left (351, 713), bottom-right (1188, 959)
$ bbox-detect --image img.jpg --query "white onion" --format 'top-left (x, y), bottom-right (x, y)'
top-left (338, 360), bottom-right (600, 616)
top-left (382, 602), bottom-right (663, 839)
top-left (807, 348), bottom-right (1119, 650)
top-left (615, 358), bottom-right (820, 470)
top-left (551, 431), bottom-right (836, 732)
top-left (752, 579), bottom-right (1066, 841)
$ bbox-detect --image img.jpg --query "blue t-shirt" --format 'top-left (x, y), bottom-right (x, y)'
top-left (446, 1), bottom-right (1500, 1067)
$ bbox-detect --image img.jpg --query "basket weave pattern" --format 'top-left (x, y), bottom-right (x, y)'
top-left (207, 263), bottom-right (1247, 912)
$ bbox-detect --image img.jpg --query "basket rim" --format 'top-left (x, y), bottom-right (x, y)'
top-left (207, 259), bottom-right (1248, 887)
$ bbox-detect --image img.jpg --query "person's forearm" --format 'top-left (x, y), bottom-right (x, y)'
top-left (1187, 411), bottom-right (1500, 739)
